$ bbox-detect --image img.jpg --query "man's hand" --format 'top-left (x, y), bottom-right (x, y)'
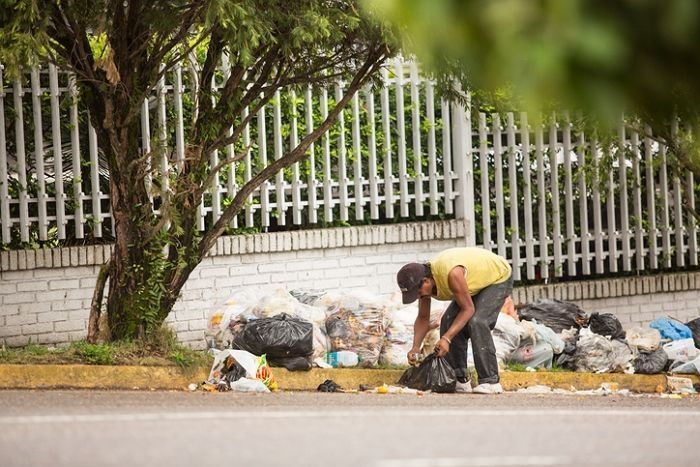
top-left (434, 336), bottom-right (450, 357)
top-left (407, 347), bottom-right (422, 366)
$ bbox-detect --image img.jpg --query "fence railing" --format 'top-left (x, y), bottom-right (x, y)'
top-left (0, 59), bottom-right (698, 282)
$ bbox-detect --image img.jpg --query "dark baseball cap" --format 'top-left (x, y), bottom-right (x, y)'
top-left (396, 263), bottom-right (428, 304)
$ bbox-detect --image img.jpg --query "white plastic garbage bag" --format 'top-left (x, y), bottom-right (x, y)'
top-left (493, 313), bottom-right (522, 364)
top-left (663, 338), bottom-right (699, 363)
top-left (207, 349), bottom-right (277, 391)
top-left (573, 328), bottom-right (635, 373)
top-left (626, 327), bottom-right (662, 352)
top-left (509, 338), bottom-right (554, 369)
top-left (670, 355), bottom-right (700, 375)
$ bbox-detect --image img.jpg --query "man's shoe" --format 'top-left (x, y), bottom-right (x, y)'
top-left (455, 380), bottom-right (472, 393)
top-left (472, 382), bottom-right (503, 394)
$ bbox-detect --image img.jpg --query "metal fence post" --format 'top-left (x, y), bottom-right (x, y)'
top-left (451, 92), bottom-right (476, 246)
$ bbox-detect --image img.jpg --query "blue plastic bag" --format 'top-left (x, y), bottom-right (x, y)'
top-left (650, 317), bottom-right (693, 341)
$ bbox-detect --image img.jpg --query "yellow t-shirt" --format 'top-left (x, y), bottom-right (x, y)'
top-left (429, 247), bottom-right (511, 300)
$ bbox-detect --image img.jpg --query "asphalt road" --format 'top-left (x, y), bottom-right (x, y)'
top-left (1, 390), bottom-right (698, 467)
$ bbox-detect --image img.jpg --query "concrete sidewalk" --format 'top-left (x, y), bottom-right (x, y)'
top-left (0, 364), bottom-right (698, 393)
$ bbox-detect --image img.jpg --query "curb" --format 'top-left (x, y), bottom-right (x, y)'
top-left (0, 365), bottom-right (697, 393)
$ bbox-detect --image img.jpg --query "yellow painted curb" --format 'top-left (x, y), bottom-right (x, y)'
top-left (0, 365), bottom-right (697, 393)
top-left (0, 364), bottom-right (208, 390)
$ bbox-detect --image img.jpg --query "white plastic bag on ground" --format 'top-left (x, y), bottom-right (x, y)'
top-left (532, 321), bottom-right (566, 354)
top-left (573, 328), bottom-right (635, 373)
top-left (626, 327), bottom-right (662, 352)
top-left (493, 313), bottom-right (522, 364)
top-left (207, 349), bottom-right (277, 391)
top-left (663, 338), bottom-right (700, 363)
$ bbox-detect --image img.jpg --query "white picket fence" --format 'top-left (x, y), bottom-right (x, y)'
top-left (0, 59), bottom-right (698, 281)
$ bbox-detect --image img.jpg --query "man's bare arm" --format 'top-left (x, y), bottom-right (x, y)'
top-left (434, 266), bottom-right (475, 357)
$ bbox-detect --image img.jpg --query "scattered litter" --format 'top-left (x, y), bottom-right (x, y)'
top-left (516, 385), bottom-right (553, 394)
top-left (317, 379), bottom-right (343, 393)
top-left (667, 376), bottom-right (697, 394)
top-left (188, 383), bottom-right (198, 392)
top-left (369, 384), bottom-right (423, 395)
top-left (207, 349), bottom-right (278, 392)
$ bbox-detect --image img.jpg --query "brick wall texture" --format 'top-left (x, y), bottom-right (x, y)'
top-left (2, 220), bottom-right (699, 348)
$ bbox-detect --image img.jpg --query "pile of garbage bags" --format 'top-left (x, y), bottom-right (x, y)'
top-left (500, 300), bottom-right (700, 376)
top-left (204, 288), bottom-right (700, 386)
top-left (205, 287), bottom-right (445, 373)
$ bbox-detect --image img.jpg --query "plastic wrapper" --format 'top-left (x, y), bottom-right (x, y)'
top-left (573, 328), bottom-right (634, 373)
top-left (398, 354), bottom-right (456, 393)
top-left (289, 288), bottom-right (328, 306)
top-left (684, 317), bottom-right (700, 349)
top-left (517, 299), bottom-right (589, 333)
top-left (319, 291), bottom-right (389, 367)
top-left (207, 349), bottom-right (277, 391)
top-left (588, 312), bottom-right (626, 340)
top-left (634, 348), bottom-right (668, 374)
top-left (625, 327), bottom-right (661, 352)
top-left (650, 317), bottom-right (693, 341)
top-left (240, 313), bottom-right (313, 359)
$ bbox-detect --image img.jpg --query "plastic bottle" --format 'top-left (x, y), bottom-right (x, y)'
top-left (327, 351), bottom-right (359, 368)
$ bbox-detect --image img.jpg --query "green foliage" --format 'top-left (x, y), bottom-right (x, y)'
top-left (0, 328), bottom-right (212, 369)
top-left (73, 341), bottom-right (114, 365)
top-left (365, 0), bottom-right (700, 182)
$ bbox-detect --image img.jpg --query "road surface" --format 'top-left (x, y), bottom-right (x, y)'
top-left (1, 390), bottom-right (698, 467)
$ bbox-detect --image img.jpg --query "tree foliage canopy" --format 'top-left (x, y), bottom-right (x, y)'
top-left (365, 0), bottom-right (700, 175)
top-left (1, 0), bottom-right (397, 340)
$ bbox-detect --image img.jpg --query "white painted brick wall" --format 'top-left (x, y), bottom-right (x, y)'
top-left (2, 220), bottom-right (700, 349)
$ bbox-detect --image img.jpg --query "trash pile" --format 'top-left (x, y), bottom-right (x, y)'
top-left (202, 287), bottom-right (700, 393)
top-left (495, 299), bottom-right (700, 380)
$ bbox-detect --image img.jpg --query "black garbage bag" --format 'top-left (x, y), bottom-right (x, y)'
top-left (589, 312), bottom-right (626, 340)
top-left (686, 318), bottom-right (700, 349)
top-left (398, 354), bottom-right (456, 393)
top-left (634, 348), bottom-right (668, 374)
top-left (239, 313), bottom-right (313, 359)
top-left (217, 355), bottom-right (248, 391)
top-left (517, 299), bottom-right (589, 333)
top-left (268, 356), bottom-right (313, 371)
